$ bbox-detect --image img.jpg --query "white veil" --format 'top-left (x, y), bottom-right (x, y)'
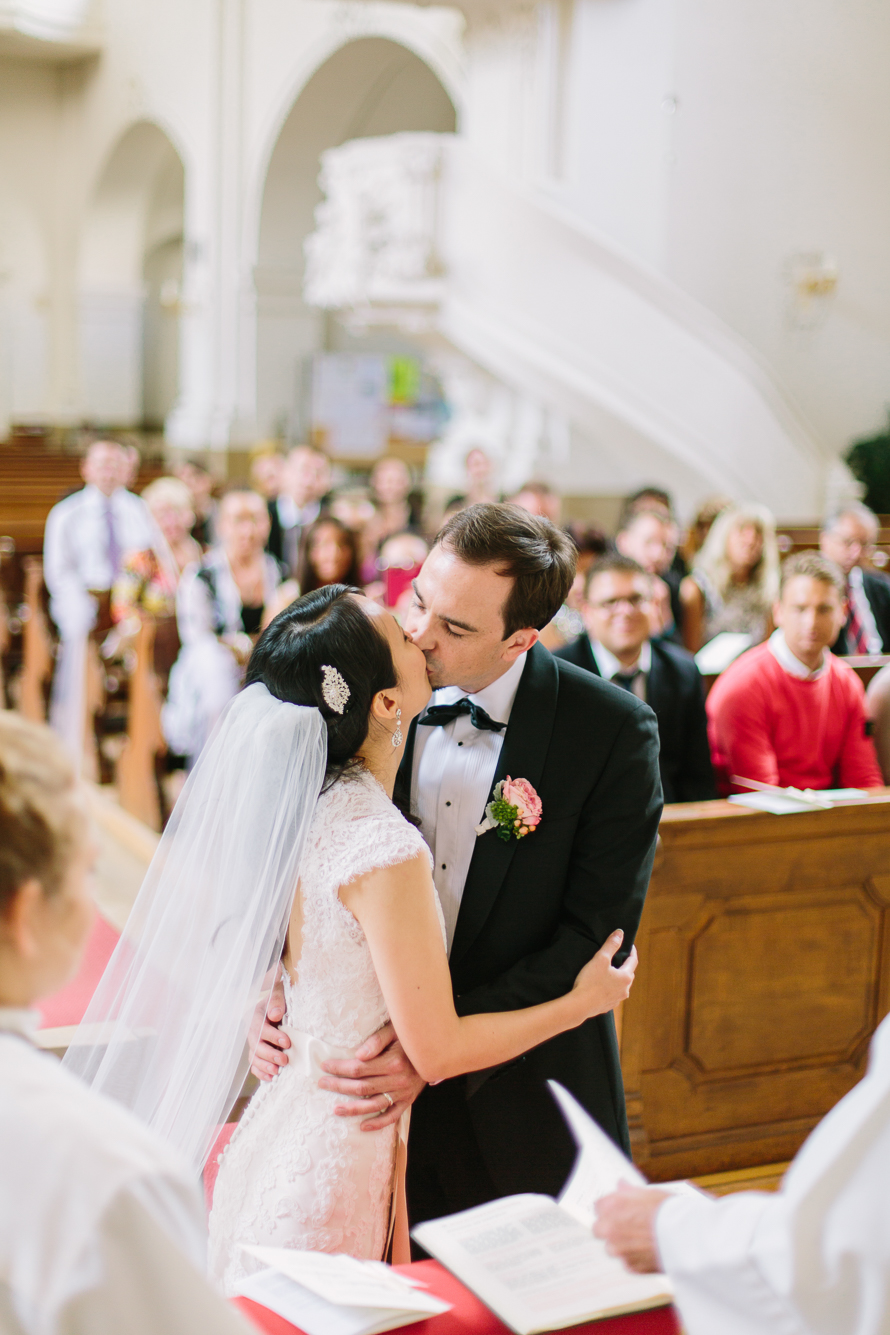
top-left (63, 683), bottom-right (327, 1173)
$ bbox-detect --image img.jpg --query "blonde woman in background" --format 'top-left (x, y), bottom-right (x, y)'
top-left (680, 503), bottom-right (779, 653)
top-left (111, 477), bottom-right (201, 679)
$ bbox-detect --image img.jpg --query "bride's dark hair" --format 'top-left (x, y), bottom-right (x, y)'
top-left (246, 585), bottom-right (399, 785)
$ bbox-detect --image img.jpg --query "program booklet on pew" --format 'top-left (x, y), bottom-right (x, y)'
top-left (412, 1082), bottom-right (683, 1333)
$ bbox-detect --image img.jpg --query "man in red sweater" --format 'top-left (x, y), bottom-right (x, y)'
top-left (707, 550), bottom-right (882, 792)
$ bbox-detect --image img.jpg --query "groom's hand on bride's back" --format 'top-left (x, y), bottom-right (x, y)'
top-left (249, 973), bottom-right (291, 1081)
top-left (318, 1022), bottom-right (426, 1132)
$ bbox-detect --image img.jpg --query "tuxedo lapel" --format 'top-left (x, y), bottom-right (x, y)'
top-left (450, 644), bottom-right (560, 967)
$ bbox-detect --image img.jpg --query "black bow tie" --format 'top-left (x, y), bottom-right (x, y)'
top-left (419, 699), bottom-right (506, 733)
top-left (611, 670), bottom-right (641, 693)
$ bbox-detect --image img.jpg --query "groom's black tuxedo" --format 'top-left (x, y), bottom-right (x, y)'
top-left (397, 642), bottom-right (662, 1227)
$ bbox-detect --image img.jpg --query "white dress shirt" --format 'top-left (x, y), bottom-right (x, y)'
top-left (43, 485), bottom-right (155, 638)
top-left (589, 639), bottom-right (652, 702)
top-left (847, 565), bottom-right (883, 655)
top-left (767, 628), bottom-right (827, 681)
top-left (655, 1010), bottom-right (890, 1335)
top-left (412, 653), bottom-right (527, 953)
top-left (0, 1008), bottom-right (252, 1335)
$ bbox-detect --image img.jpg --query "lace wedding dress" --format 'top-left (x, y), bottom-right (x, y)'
top-left (208, 768), bottom-right (440, 1295)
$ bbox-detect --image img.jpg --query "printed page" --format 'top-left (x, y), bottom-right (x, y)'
top-left (411, 1193), bottom-right (671, 1335)
top-left (236, 1268), bottom-right (397, 1335)
top-left (548, 1081), bottom-right (646, 1228)
top-left (549, 1082), bottom-right (703, 1223)
top-left (242, 1246), bottom-right (450, 1317)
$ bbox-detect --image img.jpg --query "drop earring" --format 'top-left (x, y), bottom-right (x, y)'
top-left (392, 708), bottom-right (403, 749)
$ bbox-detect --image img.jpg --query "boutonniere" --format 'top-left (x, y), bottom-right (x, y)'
top-left (475, 776), bottom-right (543, 842)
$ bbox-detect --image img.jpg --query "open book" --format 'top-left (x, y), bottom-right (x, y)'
top-left (411, 1082), bottom-right (682, 1334)
top-left (235, 1246), bottom-right (451, 1335)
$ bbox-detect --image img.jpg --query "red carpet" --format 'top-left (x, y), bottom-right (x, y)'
top-left (36, 910), bottom-right (121, 1029)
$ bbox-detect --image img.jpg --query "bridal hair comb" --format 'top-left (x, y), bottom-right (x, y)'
top-left (320, 664), bottom-right (350, 714)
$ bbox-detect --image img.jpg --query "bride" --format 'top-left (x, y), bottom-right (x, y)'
top-left (65, 585), bottom-right (636, 1295)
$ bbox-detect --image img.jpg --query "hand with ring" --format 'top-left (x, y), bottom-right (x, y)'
top-left (381, 1091), bottom-right (394, 1109)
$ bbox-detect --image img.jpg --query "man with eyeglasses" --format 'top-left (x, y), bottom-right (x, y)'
top-left (556, 554), bottom-right (715, 803)
top-left (819, 504), bottom-right (890, 655)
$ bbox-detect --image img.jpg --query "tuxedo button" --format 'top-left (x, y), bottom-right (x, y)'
top-left (441, 863), bottom-right (447, 870)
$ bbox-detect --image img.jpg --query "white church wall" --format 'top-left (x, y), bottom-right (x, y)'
top-left (665, 0), bottom-right (890, 467)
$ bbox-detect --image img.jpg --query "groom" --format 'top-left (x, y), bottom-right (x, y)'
top-left (253, 503), bottom-right (662, 1223)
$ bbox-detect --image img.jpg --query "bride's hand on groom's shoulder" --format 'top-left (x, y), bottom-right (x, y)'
top-left (317, 1022), bottom-right (426, 1131)
top-left (572, 932), bottom-right (638, 1019)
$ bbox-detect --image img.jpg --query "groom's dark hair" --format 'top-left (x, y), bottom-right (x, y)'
top-left (435, 503), bottom-right (576, 639)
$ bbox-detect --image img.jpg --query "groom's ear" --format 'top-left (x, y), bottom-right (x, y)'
top-left (502, 626), bottom-right (539, 662)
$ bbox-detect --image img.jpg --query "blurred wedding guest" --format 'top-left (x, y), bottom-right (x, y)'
top-left (540, 524), bottom-right (608, 649)
top-left (509, 480), bottom-right (563, 526)
top-left (680, 502), bottom-right (779, 653)
top-left (162, 488), bottom-right (280, 766)
top-left (819, 503), bottom-right (890, 654)
top-left (110, 477), bottom-right (201, 681)
top-left (707, 552), bottom-right (881, 793)
top-left (445, 447), bottom-right (499, 512)
top-left (267, 444), bottom-right (332, 577)
top-left (329, 485), bottom-right (375, 535)
top-left (295, 515), bottom-right (361, 595)
top-left (594, 1009), bottom-right (890, 1335)
top-left (376, 530), bottom-right (429, 618)
top-left (615, 508), bottom-right (681, 639)
top-left (360, 456), bottom-right (422, 580)
top-left (619, 487), bottom-right (686, 580)
top-left (175, 459), bottom-right (219, 549)
top-left (866, 664), bottom-right (890, 783)
top-left (43, 439), bottom-right (155, 762)
top-left (249, 448), bottom-right (286, 503)
top-left (0, 712), bottom-right (253, 1335)
top-left (682, 495), bottom-right (733, 567)
top-left (556, 555), bottom-right (714, 803)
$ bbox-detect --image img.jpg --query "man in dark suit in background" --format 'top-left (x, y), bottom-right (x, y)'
top-left (557, 554), bottom-right (715, 804)
top-left (820, 505), bottom-right (890, 655)
top-left (251, 504), bottom-right (663, 1225)
top-left (266, 445), bottom-right (331, 577)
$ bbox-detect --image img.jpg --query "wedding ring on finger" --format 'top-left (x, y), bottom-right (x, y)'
top-left (381, 1091), bottom-right (394, 1109)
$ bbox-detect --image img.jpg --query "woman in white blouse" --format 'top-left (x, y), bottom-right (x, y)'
top-left (0, 711), bottom-right (252, 1335)
top-left (162, 487), bottom-right (282, 765)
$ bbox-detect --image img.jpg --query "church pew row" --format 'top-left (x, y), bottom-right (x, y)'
top-left (620, 792), bottom-right (890, 1181)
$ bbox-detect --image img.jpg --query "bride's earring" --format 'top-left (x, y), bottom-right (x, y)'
top-left (392, 708), bottom-right (403, 749)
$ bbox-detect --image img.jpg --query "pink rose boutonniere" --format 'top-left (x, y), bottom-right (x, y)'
top-left (475, 776), bottom-right (543, 842)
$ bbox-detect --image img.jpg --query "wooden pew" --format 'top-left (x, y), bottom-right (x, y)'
top-left (117, 619), bottom-right (164, 831)
top-left (701, 652), bottom-right (890, 698)
top-left (620, 794), bottom-right (890, 1181)
top-left (19, 557), bottom-right (54, 721)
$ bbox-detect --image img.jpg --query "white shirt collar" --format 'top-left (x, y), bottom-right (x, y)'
top-left (768, 628), bottom-right (827, 681)
top-left (590, 638), bottom-right (652, 681)
top-left (0, 1007), bottom-right (40, 1041)
top-left (848, 564), bottom-right (864, 590)
top-left (432, 650), bottom-right (528, 727)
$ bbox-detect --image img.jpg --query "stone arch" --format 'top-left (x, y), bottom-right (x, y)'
top-left (78, 119), bottom-right (185, 428)
top-left (253, 37), bottom-right (457, 439)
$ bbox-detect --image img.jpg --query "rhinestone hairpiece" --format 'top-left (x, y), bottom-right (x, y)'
top-left (320, 664), bottom-right (350, 715)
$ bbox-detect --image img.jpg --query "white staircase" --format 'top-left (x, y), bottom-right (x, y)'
top-left (304, 132), bottom-right (825, 515)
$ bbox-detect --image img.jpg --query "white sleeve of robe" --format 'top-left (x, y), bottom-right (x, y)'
top-left (57, 1181), bottom-right (254, 1335)
top-left (655, 1013), bottom-right (890, 1335)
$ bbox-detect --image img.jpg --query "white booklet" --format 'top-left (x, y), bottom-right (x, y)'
top-left (411, 1082), bottom-right (682, 1335)
top-left (235, 1246), bottom-right (451, 1335)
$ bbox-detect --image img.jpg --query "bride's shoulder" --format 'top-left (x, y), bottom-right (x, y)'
top-left (315, 767), bottom-right (413, 829)
top-left (309, 768), bottom-right (431, 881)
